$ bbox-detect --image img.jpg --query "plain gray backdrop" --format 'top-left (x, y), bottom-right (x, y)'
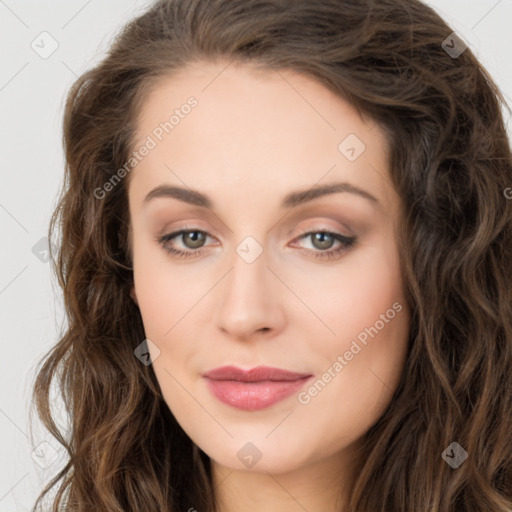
top-left (1, 1), bottom-right (511, 510)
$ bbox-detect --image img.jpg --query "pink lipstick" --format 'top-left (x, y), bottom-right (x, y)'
top-left (202, 365), bottom-right (313, 411)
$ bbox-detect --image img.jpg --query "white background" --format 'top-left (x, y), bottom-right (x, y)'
top-left (0, 1), bottom-right (511, 510)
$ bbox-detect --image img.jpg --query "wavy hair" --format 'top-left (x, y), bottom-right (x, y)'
top-left (31, 0), bottom-right (512, 510)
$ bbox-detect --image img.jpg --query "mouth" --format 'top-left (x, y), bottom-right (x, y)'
top-left (201, 365), bottom-right (313, 411)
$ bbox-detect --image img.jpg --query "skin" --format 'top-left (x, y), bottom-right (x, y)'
top-left (128, 61), bottom-right (411, 511)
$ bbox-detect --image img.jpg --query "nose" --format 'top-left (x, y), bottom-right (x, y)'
top-left (214, 243), bottom-right (286, 341)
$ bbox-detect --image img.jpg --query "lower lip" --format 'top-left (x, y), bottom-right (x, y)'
top-left (204, 377), bottom-right (313, 411)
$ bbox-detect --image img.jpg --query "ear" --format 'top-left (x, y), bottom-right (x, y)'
top-left (130, 285), bottom-right (139, 306)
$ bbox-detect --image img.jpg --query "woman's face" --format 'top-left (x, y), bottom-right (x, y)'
top-left (128, 61), bottom-right (410, 478)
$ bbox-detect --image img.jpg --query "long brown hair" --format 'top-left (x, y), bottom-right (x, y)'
top-left (32, 0), bottom-right (512, 510)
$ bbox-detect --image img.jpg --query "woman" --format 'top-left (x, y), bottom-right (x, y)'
top-left (32, 0), bottom-right (512, 510)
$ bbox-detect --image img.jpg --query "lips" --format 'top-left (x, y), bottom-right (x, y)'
top-left (202, 365), bottom-right (313, 411)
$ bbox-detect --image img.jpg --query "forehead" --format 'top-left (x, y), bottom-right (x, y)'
top-left (129, 61), bottom-right (395, 212)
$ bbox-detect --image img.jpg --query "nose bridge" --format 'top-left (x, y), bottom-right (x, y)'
top-left (233, 237), bottom-right (268, 294)
top-left (214, 235), bottom-right (285, 338)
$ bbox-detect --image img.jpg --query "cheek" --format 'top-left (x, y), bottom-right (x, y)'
top-left (132, 251), bottom-right (201, 403)
top-left (296, 259), bottom-right (409, 452)
top-left (133, 260), bottom-right (174, 337)
top-left (132, 240), bottom-right (208, 338)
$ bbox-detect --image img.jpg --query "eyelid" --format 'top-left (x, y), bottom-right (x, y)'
top-left (291, 220), bottom-right (355, 240)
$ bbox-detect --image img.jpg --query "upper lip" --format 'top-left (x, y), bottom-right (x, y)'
top-left (202, 365), bottom-right (312, 382)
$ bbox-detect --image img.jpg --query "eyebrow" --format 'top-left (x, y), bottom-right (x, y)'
top-left (143, 182), bottom-right (379, 209)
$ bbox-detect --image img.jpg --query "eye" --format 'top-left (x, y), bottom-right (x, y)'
top-left (157, 228), bottom-right (357, 261)
top-left (157, 229), bottom-right (214, 259)
top-left (291, 230), bottom-right (356, 261)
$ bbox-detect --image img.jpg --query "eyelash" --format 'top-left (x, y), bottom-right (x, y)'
top-left (157, 228), bottom-right (356, 261)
